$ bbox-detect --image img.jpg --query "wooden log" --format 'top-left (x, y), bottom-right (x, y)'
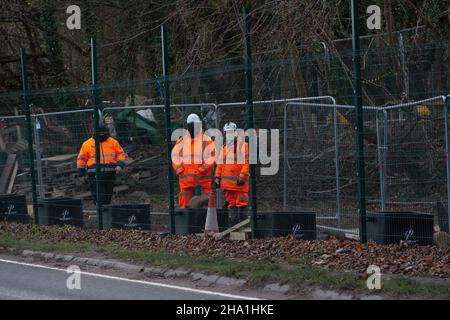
top-left (6, 159), bottom-right (18, 194)
top-left (78, 191), bottom-right (92, 199)
top-left (0, 134), bottom-right (6, 152)
top-left (214, 218), bottom-right (250, 240)
top-left (10, 139), bottom-right (28, 154)
top-left (0, 154), bottom-right (17, 194)
top-left (41, 154), bottom-right (77, 163)
top-left (51, 161), bottom-right (76, 174)
top-left (113, 185), bottom-right (129, 194)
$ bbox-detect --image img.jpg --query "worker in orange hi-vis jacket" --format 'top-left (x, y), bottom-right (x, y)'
top-left (214, 122), bottom-right (249, 225)
top-left (77, 125), bottom-right (126, 205)
top-left (171, 113), bottom-right (216, 208)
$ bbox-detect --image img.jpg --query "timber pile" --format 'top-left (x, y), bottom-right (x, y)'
top-left (42, 154), bottom-right (78, 175)
top-left (13, 149), bottom-right (167, 201)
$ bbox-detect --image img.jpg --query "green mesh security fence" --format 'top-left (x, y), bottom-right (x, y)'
top-left (0, 27), bottom-right (449, 241)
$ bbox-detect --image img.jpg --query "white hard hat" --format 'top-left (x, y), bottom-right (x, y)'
top-left (223, 122), bottom-right (237, 132)
top-left (186, 113), bottom-right (201, 124)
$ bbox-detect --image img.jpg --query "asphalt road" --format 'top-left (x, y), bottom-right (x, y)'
top-left (0, 259), bottom-right (255, 300)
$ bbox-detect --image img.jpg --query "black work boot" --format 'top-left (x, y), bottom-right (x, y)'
top-left (238, 206), bottom-right (249, 222)
top-left (229, 207), bottom-right (240, 226)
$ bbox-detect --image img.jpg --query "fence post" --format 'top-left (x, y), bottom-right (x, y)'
top-left (90, 37), bottom-right (103, 229)
top-left (20, 48), bottom-right (39, 224)
top-left (351, 0), bottom-right (367, 243)
top-left (444, 95), bottom-right (450, 233)
top-left (382, 110), bottom-right (388, 208)
top-left (243, 3), bottom-right (258, 239)
top-left (214, 105), bottom-right (224, 208)
top-left (161, 25), bottom-right (176, 235)
top-left (332, 100), bottom-right (341, 227)
top-left (283, 104), bottom-right (288, 210)
top-left (33, 117), bottom-right (45, 198)
top-left (376, 111), bottom-right (385, 211)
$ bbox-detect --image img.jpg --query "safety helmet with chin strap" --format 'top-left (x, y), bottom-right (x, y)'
top-left (186, 113), bottom-right (201, 124)
top-left (223, 122), bottom-right (237, 132)
top-left (223, 122), bottom-right (238, 140)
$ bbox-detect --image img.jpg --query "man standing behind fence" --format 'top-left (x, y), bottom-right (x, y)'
top-left (214, 122), bottom-right (249, 225)
top-left (171, 113), bottom-right (215, 208)
top-left (77, 125), bottom-right (126, 205)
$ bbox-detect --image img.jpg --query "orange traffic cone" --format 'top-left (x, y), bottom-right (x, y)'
top-left (204, 190), bottom-right (219, 235)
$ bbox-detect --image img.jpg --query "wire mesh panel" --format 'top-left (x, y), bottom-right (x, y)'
top-left (29, 106), bottom-right (93, 228)
top-left (21, 84), bottom-right (98, 227)
top-left (382, 97), bottom-right (448, 230)
top-left (216, 98), bottom-right (329, 237)
top-left (0, 115), bottom-right (31, 223)
top-left (283, 101), bottom-right (357, 232)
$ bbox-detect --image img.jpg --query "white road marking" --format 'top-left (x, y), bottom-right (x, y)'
top-left (0, 258), bottom-right (260, 300)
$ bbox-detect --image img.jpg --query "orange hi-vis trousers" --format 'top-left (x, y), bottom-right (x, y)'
top-left (178, 185), bottom-right (212, 209)
top-left (223, 190), bottom-right (248, 208)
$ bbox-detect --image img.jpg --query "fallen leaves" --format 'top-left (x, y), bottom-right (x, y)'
top-left (0, 222), bottom-right (449, 278)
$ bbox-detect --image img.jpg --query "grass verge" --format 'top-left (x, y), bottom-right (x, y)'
top-left (0, 233), bottom-right (449, 299)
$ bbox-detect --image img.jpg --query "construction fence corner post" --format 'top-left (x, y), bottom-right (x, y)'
top-left (20, 48), bottom-right (39, 224)
top-left (161, 25), bottom-right (176, 235)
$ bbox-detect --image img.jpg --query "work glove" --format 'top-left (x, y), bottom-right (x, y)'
top-left (77, 167), bottom-right (86, 178)
top-left (115, 166), bottom-right (123, 174)
top-left (77, 167), bottom-right (87, 184)
top-left (175, 166), bottom-right (184, 175)
top-left (236, 178), bottom-right (245, 186)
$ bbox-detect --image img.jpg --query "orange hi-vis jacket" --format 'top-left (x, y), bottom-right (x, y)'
top-left (215, 139), bottom-right (249, 192)
top-left (77, 137), bottom-right (126, 175)
top-left (171, 131), bottom-right (216, 189)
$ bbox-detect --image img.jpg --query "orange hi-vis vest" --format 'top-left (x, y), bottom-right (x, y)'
top-left (171, 131), bottom-right (216, 189)
top-left (215, 139), bottom-right (249, 192)
top-left (77, 137), bottom-right (126, 173)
